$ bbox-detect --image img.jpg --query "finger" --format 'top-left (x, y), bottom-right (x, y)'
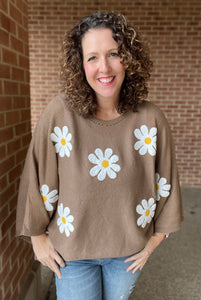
top-left (48, 259), bottom-right (62, 279)
top-left (54, 252), bottom-right (65, 268)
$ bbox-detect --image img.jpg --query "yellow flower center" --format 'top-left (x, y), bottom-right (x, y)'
top-left (42, 196), bottom-right (47, 202)
top-left (156, 183), bottom-right (159, 190)
top-left (144, 137), bottom-right (152, 145)
top-left (102, 160), bottom-right (109, 168)
top-left (62, 217), bottom-right (66, 224)
top-left (145, 209), bottom-right (150, 217)
top-left (61, 138), bottom-right (66, 146)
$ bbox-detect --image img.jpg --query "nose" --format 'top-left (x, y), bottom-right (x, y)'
top-left (99, 58), bottom-right (111, 73)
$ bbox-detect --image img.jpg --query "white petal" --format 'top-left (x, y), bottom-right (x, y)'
top-left (141, 125), bottom-right (148, 137)
top-left (110, 163), bottom-right (121, 172)
top-left (160, 190), bottom-right (170, 197)
top-left (159, 177), bottom-right (167, 185)
top-left (58, 203), bottom-right (63, 216)
top-left (67, 142), bottom-right (72, 151)
top-left (51, 133), bottom-right (59, 143)
top-left (139, 145), bottom-right (148, 156)
top-left (136, 204), bottom-right (144, 215)
top-left (66, 215), bottom-right (74, 223)
top-left (134, 128), bottom-right (143, 140)
top-left (41, 184), bottom-right (49, 195)
top-left (59, 147), bottom-right (65, 157)
top-left (67, 223), bottom-right (74, 233)
top-left (97, 168), bottom-right (106, 181)
top-left (142, 218), bottom-right (147, 228)
top-left (66, 133), bottom-right (72, 142)
top-left (148, 198), bottom-right (155, 207)
top-left (54, 127), bottom-right (62, 137)
top-left (149, 127), bottom-right (157, 137)
top-left (161, 184), bottom-right (171, 191)
top-left (156, 191), bottom-right (160, 201)
top-left (155, 173), bottom-right (160, 183)
top-left (65, 146), bottom-right (70, 157)
top-left (147, 145), bottom-right (156, 156)
top-left (48, 195), bottom-right (58, 204)
top-left (90, 165), bottom-right (102, 177)
top-left (137, 215), bottom-right (145, 226)
top-left (59, 224), bottom-right (64, 233)
top-left (45, 202), bottom-right (53, 211)
top-left (65, 226), bottom-right (70, 237)
top-left (64, 206), bottom-right (70, 217)
top-left (107, 167), bottom-right (117, 179)
top-left (95, 148), bottom-right (103, 161)
top-left (62, 126), bottom-right (68, 136)
top-left (105, 148), bottom-right (113, 160)
top-left (48, 189), bottom-right (58, 199)
top-left (109, 155), bottom-right (119, 164)
top-left (134, 141), bottom-right (144, 151)
top-left (55, 143), bottom-right (61, 153)
top-left (142, 199), bottom-right (148, 210)
top-left (57, 217), bottom-right (62, 226)
top-left (88, 153), bottom-right (100, 164)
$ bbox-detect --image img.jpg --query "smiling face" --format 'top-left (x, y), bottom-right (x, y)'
top-left (81, 28), bottom-right (125, 106)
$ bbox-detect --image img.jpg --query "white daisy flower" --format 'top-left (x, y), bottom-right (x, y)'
top-left (88, 148), bottom-right (121, 181)
top-left (134, 125), bottom-right (157, 156)
top-left (40, 184), bottom-right (58, 211)
top-left (156, 173), bottom-right (171, 201)
top-left (136, 198), bottom-right (156, 228)
top-left (50, 126), bottom-right (72, 158)
top-left (57, 203), bottom-right (74, 237)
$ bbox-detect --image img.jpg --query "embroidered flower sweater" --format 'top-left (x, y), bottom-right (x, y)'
top-left (16, 94), bottom-right (183, 261)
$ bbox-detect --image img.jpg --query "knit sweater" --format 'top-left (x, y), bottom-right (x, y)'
top-left (16, 94), bottom-right (183, 261)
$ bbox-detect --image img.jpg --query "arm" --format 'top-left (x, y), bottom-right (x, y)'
top-left (31, 234), bottom-right (65, 279)
top-left (124, 232), bottom-right (165, 273)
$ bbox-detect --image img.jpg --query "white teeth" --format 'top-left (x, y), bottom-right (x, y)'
top-left (99, 77), bottom-right (114, 83)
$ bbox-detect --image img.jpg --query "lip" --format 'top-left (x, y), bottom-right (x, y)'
top-left (97, 76), bottom-right (115, 86)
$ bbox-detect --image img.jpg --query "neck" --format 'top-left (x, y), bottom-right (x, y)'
top-left (95, 96), bottom-right (120, 120)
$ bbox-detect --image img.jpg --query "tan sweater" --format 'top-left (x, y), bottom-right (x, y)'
top-left (16, 94), bottom-right (183, 261)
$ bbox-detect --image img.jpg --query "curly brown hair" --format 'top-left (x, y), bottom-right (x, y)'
top-left (60, 11), bottom-right (153, 117)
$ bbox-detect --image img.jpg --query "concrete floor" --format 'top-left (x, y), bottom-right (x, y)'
top-left (42, 187), bottom-right (201, 300)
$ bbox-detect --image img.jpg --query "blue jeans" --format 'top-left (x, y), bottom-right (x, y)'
top-left (55, 255), bottom-right (141, 300)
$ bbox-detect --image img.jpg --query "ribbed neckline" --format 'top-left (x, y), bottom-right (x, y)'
top-left (89, 111), bottom-right (129, 127)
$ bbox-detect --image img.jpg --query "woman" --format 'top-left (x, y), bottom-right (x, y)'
top-left (16, 12), bottom-right (183, 300)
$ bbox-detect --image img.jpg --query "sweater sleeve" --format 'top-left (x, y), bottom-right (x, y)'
top-left (153, 112), bottom-right (184, 234)
top-left (16, 107), bottom-right (59, 239)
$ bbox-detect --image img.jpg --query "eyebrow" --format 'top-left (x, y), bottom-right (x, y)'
top-left (85, 48), bottom-right (118, 57)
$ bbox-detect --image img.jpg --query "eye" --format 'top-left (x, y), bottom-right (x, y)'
top-left (110, 52), bottom-right (119, 57)
top-left (87, 56), bottom-right (96, 62)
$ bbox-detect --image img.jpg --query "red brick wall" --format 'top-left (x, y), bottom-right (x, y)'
top-left (28, 0), bottom-right (201, 186)
top-left (0, 0), bottom-right (34, 299)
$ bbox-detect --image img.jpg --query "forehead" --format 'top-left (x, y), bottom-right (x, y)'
top-left (81, 28), bottom-right (118, 54)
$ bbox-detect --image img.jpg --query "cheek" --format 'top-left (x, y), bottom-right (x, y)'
top-left (83, 63), bottom-right (94, 80)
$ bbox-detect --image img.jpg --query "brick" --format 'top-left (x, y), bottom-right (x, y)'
top-left (10, 3), bottom-right (23, 25)
top-left (0, 0), bottom-right (8, 13)
top-left (0, 113), bottom-right (5, 127)
top-left (15, 122), bottom-right (28, 136)
top-left (0, 127), bottom-right (14, 144)
top-left (7, 138), bottom-right (21, 156)
top-left (0, 145), bottom-right (6, 160)
top-left (2, 49), bottom-right (17, 66)
top-left (13, 96), bottom-right (27, 109)
top-left (0, 12), bottom-right (10, 31)
top-left (0, 64), bottom-right (10, 79)
top-left (19, 55), bottom-right (29, 69)
top-left (10, 36), bottom-right (24, 54)
top-left (4, 81), bottom-right (19, 95)
top-left (0, 96), bottom-right (12, 110)
top-left (0, 28), bottom-right (9, 47)
top-left (9, 164), bottom-right (22, 183)
top-left (20, 109), bottom-right (31, 122)
top-left (6, 110), bottom-right (20, 126)
top-left (0, 175), bottom-right (8, 192)
top-left (1, 210), bottom-right (16, 236)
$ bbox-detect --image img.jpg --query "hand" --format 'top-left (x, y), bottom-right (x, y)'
top-left (124, 248), bottom-right (151, 274)
top-left (124, 232), bottom-right (166, 274)
top-left (31, 234), bottom-right (65, 279)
